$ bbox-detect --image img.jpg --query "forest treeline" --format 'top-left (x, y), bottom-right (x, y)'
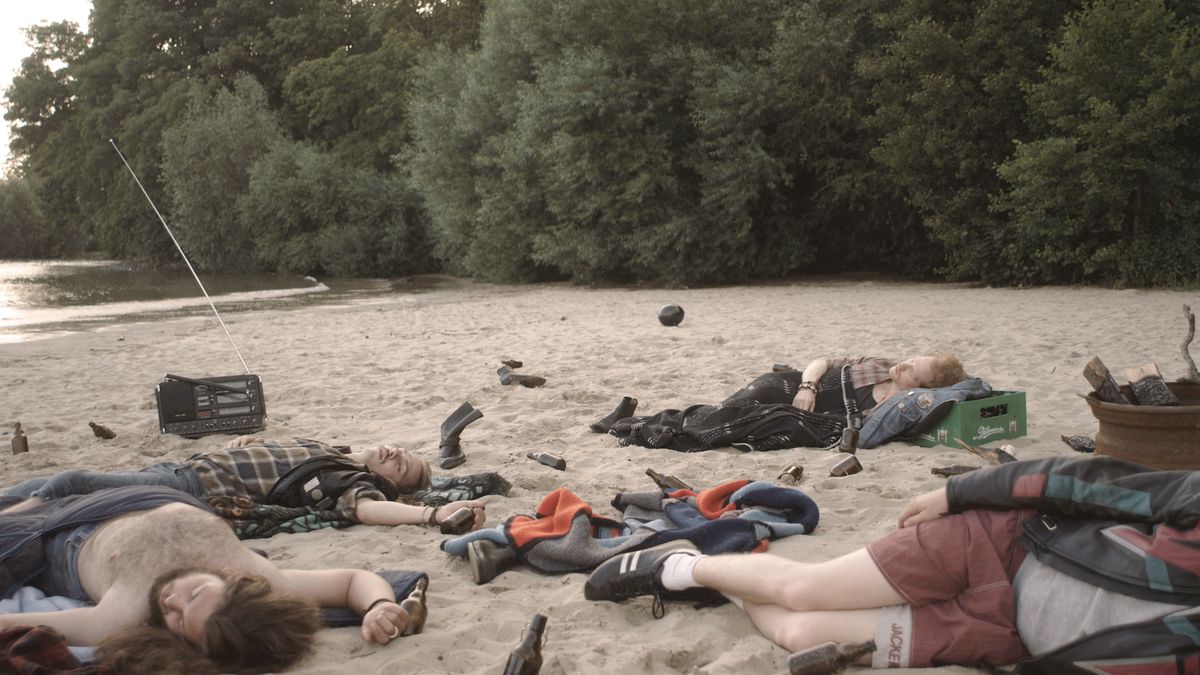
top-left (2, 0), bottom-right (1198, 286)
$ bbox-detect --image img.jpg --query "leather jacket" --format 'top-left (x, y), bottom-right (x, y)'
top-left (947, 455), bottom-right (1200, 604)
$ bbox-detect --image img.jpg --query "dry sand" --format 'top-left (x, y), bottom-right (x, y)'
top-left (2, 278), bottom-right (1196, 674)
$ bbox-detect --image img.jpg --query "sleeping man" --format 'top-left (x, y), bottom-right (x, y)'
top-left (1, 485), bottom-right (413, 674)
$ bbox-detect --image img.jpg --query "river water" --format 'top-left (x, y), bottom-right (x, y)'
top-left (0, 259), bottom-right (400, 343)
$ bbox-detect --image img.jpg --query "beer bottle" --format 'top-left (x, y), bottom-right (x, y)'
top-left (787, 640), bottom-right (876, 675)
top-left (503, 613), bottom-right (547, 675)
top-left (527, 452), bottom-right (566, 471)
top-left (89, 421), bottom-right (117, 439)
top-left (439, 507), bottom-right (475, 535)
top-left (399, 577), bottom-right (428, 636)
top-left (12, 422), bottom-right (28, 455)
top-left (645, 468), bottom-right (693, 491)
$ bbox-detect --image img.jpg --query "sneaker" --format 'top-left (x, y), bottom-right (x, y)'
top-left (584, 540), bottom-right (700, 613)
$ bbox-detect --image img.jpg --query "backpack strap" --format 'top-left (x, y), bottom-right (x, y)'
top-left (267, 455), bottom-right (401, 511)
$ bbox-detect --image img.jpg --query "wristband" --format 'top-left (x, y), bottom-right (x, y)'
top-left (365, 597), bottom-right (393, 615)
top-left (799, 381), bottom-right (817, 394)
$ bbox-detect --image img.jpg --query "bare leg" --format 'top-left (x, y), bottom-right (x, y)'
top-left (1, 496), bottom-right (45, 514)
top-left (693, 548), bottom-right (903, 612)
top-left (743, 601), bottom-right (878, 660)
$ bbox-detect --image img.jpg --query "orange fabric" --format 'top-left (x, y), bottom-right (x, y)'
top-left (694, 479), bottom-right (751, 519)
top-left (507, 487), bottom-right (595, 548)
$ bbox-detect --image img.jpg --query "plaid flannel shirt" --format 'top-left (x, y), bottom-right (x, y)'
top-left (820, 356), bottom-right (896, 391)
top-left (186, 438), bottom-right (387, 521)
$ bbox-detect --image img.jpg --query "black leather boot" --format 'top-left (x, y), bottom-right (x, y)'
top-left (439, 401), bottom-right (483, 469)
top-left (468, 539), bottom-right (518, 585)
top-left (589, 396), bottom-right (638, 433)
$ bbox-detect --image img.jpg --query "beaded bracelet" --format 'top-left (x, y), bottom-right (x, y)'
top-left (799, 381), bottom-right (817, 394)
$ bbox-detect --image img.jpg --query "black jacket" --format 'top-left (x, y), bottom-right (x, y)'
top-left (946, 456), bottom-right (1200, 672)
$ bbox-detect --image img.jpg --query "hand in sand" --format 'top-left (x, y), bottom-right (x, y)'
top-left (438, 500), bottom-right (487, 530)
top-left (897, 486), bottom-right (949, 529)
top-left (225, 435), bottom-right (266, 448)
top-left (363, 600), bottom-right (410, 644)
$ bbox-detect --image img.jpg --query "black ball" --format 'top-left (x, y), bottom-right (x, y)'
top-left (658, 304), bottom-right (685, 326)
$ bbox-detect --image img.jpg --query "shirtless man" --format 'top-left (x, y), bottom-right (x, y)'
top-left (0, 486), bottom-right (413, 673)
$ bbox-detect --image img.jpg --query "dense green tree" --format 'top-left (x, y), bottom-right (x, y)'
top-left (160, 75), bottom-right (286, 272)
top-left (240, 140), bottom-right (432, 276)
top-left (763, 1), bottom-right (935, 276)
top-left (0, 176), bottom-right (60, 258)
top-left (995, 0), bottom-right (1200, 285)
top-left (858, 0), bottom-right (1080, 281)
top-left (406, 6), bottom-right (541, 281)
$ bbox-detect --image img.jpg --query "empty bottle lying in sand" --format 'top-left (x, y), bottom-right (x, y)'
top-left (527, 452), bottom-right (566, 471)
top-left (829, 454), bottom-right (862, 477)
top-left (503, 613), bottom-right (547, 675)
top-left (788, 640), bottom-right (876, 675)
top-left (646, 468), bottom-right (693, 491)
top-left (89, 421), bottom-right (116, 439)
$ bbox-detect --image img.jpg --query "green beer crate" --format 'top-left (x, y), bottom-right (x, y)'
top-left (909, 391), bottom-right (1027, 448)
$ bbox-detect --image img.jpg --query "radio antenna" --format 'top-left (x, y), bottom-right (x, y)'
top-left (109, 138), bottom-right (251, 375)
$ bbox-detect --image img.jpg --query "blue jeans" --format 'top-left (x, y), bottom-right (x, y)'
top-left (2, 462), bottom-right (204, 501)
top-left (37, 521), bottom-right (103, 601)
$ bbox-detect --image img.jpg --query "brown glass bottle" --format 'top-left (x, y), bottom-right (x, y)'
top-left (503, 613), bottom-right (547, 675)
top-left (645, 468), bottom-right (693, 491)
top-left (12, 422), bottom-right (28, 455)
top-left (440, 507), bottom-right (475, 535)
top-left (399, 577), bottom-right (428, 636)
top-left (787, 640), bottom-right (876, 675)
top-left (89, 421), bottom-right (116, 439)
top-left (527, 452), bottom-right (566, 471)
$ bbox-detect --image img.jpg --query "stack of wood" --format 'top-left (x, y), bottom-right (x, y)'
top-left (1084, 357), bottom-right (1179, 406)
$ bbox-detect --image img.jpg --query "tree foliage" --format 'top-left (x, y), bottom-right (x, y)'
top-left (995, 0), bottom-right (1200, 285)
top-left (161, 76), bottom-right (286, 272)
top-left (4, 0), bottom-right (1199, 286)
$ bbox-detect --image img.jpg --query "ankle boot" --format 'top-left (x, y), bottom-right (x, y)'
top-left (468, 539), bottom-right (518, 585)
top-left (497, 366), bottom-right (547, 388)
top-left (589, 396), bottom-right (638, 433)
top-left (439, 401), bottom-right (483, 469)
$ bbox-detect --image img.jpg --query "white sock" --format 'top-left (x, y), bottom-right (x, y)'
top-left (659, 552), bottom-right (703, 591)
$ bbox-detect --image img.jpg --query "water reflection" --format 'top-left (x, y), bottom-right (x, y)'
top-left (0, 260), bottom-right (400, 343)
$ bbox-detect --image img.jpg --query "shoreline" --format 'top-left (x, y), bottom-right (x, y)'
top-left (1, 280), bottom-right (1194, 673)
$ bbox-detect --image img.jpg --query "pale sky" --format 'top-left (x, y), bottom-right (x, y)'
top-left (1, 0), bottom-right (92, 173)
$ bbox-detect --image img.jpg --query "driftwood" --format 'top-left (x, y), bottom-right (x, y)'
top-left (1060, 434), bottom-right (1095, 454)
top-left (957, 439), bottom-right (1018, 464)
top-left (1125, 363), bottom-right (1179, 406)
top-left (1084, 356), bottom-right (1130, 404)
top-left (1184, 305), bottom-right (1200, 384)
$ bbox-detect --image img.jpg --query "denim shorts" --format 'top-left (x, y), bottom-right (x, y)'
top-left (37, 521), bottom-right (104, 602)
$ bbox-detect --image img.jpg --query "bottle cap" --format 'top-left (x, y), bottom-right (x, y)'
top-left (529, 613), bottom-right (548, 632)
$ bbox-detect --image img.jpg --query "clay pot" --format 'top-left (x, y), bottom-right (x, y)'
top-left (1083, 382), bottom-right (1200, 470)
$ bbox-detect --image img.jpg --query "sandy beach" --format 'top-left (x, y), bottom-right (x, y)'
top-left (2, 278), bottom-right (1196, 674)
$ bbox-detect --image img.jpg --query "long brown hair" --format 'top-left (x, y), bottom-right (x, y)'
top-left (97, 570), bottom-right (321, 674)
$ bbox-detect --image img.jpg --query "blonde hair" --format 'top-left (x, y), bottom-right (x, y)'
top-left (927, 353), bottom-right (966, 388)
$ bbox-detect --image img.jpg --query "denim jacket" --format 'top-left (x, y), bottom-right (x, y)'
top-left (858, 377), bottom-right (992, 448)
